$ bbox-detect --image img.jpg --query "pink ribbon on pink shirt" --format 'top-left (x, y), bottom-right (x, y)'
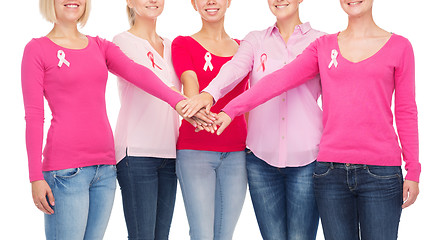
top-left (257, 53), bottom-right (267, 72)
top-left (147, 51), bottom-right (162, 70)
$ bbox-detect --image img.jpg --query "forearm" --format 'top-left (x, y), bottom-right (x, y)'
top-left (181, 71), bottom-right (201, 98)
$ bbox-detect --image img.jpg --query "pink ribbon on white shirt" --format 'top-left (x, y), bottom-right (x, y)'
top-left (257, 53), bottom-right (267, 72)
top-left (328, 49), bottom-right (338, 69)
top-left (57, 50), bottom-right (70, 68)
top-left (147, 51), bottom-right (162, 70)
top-left (203, 52), bottom-right (214, 71)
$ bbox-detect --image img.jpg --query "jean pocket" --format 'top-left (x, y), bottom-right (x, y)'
top-left (366, 166), bottom-right (402, 179)
top-left (313, 162), bottom-right (332, 178)
top-left (53, 167), bottom-right (81, 178)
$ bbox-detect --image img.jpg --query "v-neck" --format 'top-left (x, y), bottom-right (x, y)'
top-left (125, 31), bottom-right (166, 60)
top-left (335, 32), bottom-right (394, 64)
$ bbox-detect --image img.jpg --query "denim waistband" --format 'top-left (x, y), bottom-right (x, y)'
top-left (318, 162), bottom-right (369, 170)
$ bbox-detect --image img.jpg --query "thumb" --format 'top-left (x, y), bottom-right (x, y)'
top-left (403, 184), bottom-right (409, 202)
top-left (205, 103), bottom-right (212, 115)
top-left (47, 188), bottom-right (55, 206)
top-left (216, 120), bottom-right (230, 136)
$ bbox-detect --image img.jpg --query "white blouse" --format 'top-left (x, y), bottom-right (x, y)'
top-left (113, 31), bottom-right (181, 162)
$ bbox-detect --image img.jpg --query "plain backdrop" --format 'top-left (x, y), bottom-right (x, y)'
top-left (1, 0), bottom-right (436, 239)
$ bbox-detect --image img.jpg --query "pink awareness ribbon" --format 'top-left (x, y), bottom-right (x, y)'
top-left (147, 51), bottom-right (162, 70)
top-left (257, 53), bottom-right (267, 72)
top-left (57, 50), bottom-right (70, 68)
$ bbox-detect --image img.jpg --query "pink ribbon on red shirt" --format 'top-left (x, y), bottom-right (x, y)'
top-left (147, 51), bottom-right (162, 70)
top-left (257, 53), bottom-right (267, 72)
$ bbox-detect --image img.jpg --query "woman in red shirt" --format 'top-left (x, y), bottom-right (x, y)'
top-left (171, 0), bottom-right (249, 239)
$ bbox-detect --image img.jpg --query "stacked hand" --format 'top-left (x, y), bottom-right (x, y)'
top-left (175, 92), bottom-right (232, 135)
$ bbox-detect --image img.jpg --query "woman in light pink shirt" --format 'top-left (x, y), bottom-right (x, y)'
top-left (182, 0), bottom-right (323, 239)
top-left (112, 0), bottom-right (182, 239)
top-left (206, 0), bottom-right (420, 239)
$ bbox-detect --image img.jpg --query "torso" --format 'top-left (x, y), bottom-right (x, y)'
top-left (172, 36), bottom-right (248, 152)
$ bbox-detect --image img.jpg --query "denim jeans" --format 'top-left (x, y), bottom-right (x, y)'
top-left (246, 151), bottom-right (319, 240)
top-left (176, 150), bottom-right (247, 240)
top-left (43, 165), bottom-right (116, 240)
top-left (116, 156), bottom-right (177, 240)
top-left (313, 162), bottom-right (403, 240)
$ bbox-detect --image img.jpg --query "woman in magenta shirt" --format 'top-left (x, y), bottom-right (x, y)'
top-left (208, 0), bottom-right (420, 239)
top-left (181, 0), bottom-right (323, 239)
top-left (21, 0), bottom-right (186, 239)
top-left (171, 0), bottom-right (249, 239)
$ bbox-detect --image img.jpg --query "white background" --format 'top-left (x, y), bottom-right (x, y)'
top-left (1, 0), bottom-right (436, 239)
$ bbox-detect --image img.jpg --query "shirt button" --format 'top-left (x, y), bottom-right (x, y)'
top-left (283, 61), bottom-right (287, 65)
top-left (282, 117), bottom-right (285, 120)
top-left (282, 98), bottom-right (285, 102)
top-left (282, 136), bottom-right (285, 139)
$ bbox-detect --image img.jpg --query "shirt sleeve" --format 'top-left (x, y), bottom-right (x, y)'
top-left (98, 37), bottom-right (185, 108)
top-left (21, 39), bottom-right (45, 182)
top-left (171, 36), bottom-right (195, 79)
top-left (203, 33), bottom-right (256, 102)
top-left (222, 39), bottom-right (320, 120)
top-left (394, 38), bottom-right (420, 182)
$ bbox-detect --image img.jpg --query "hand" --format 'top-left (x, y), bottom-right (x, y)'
top-left (402, 180), bottom-right (419, 209)
top-left (182, 92), bottom-right (214, 118)
top-left (193, 108), bottom-right (216, 126)
top-left (214, 112), bottom-right (232, 136)
top-left (31, 180), bottom-right (55, 214)
top-left (176, 99), bottom-right (199, 128)
top-left (175, 100), bottom-right (214, 132)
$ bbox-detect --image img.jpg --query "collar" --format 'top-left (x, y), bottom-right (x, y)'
top-left (267, 22), bottom-right (312, 36)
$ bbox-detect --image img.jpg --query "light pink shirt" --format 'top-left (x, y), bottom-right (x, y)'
top-left (204, 23), bottom-right (325, 167)
top-left (113, 32), bottom-right (181, 162)
top-left (223, 33), bottom-right (420, 182)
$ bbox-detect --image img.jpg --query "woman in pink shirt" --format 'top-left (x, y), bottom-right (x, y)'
top-left (206, 0), bottom-right (420, 239)
top-left (112, 0), bottom-right (182, 239)
top-left (182, 0), bottom-right (323, 239)
top-left (171, 0), bottom-right (249, 239)
top-left (21, 0), bottom-right (187, 239)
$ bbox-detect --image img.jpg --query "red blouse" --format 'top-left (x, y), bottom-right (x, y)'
top-left (172, 36), bottom-right (248, 152)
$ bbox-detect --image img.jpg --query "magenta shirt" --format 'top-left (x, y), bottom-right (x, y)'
top-left (21, 36), bottom-right (185, 182)
top-left (222, 33), bottom-right (421, 182)
top-left (204, 23), bottom-right (325, 167)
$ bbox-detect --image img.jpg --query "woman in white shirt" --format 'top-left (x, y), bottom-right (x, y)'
top-left (113, 0), bottom-right (181, 239)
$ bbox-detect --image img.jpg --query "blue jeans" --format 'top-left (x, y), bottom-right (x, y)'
top-left (176, 150), bottom-right (247, 240)
top-left (313, 162), bottom-right (403, 240)
top-left (43, 165), bottom-right (116, 240)
top-left (116, 156), bottom-right (177, 240)
top-left (246, 151), bottom-right (319, 240)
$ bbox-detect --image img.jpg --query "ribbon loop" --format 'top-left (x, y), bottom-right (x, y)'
top-left (57, 50), bottom-right (70, 68)
top-left (147, 51), bottom-right (162, 70)
top-left (257, 53), bottom-right (267, 72)
top-left (328, 49), bottom-right (338, 69)
top-left (203, 52), bottom-right (214, 71)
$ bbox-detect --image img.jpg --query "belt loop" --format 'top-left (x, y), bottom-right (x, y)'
top-left (330, 162), bottom-right (334, 169)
